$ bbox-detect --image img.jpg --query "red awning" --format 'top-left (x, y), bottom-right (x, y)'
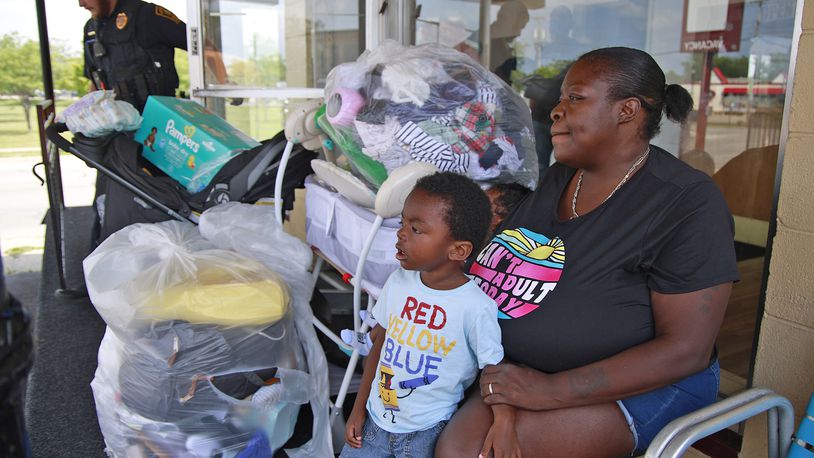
top-left (723, 86), bottom-right (785, 95)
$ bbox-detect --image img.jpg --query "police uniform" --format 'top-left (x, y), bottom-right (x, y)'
top-left (83, 0), bottom-right (186, 112)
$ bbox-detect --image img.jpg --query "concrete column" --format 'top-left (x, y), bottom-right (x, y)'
top-left (740, 0), bottom-right (814, 454)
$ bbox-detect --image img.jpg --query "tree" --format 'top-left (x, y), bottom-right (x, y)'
top-left (227, 54), bottom-right (285, 88)
top-left (532, 60), bottom-right (573, 79)
top-left (715, 56), bottom-right (749, 78)
top-left (51, 41), bottom-right (88, 97)
top-left (681, 53), bottom-right (750, 81)
top-left (0, 34), bottom-right (96, 130)
top-left (0, 33), bottom-right (43, 131)
top-left (175, 50), bottom-right (190, 95)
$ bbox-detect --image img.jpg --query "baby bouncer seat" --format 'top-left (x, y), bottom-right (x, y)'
top-left (274, 40), bottom-right (539, 448)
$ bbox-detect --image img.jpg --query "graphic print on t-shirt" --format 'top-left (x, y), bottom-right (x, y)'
top-left (470, 228), bottom-right (565, 319)
top-left (378, 296), bottom-right (450, 422)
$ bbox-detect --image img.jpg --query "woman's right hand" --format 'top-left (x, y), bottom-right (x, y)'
top-left (479, 411), bottom-right (522, 458)
top-left (479, 403), bottom-right (521, 458)
top-left (345, 407), bottom-right (367, 448)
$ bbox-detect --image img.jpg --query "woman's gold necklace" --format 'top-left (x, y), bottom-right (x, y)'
top-left (570, 146), bottom-right (651, 219)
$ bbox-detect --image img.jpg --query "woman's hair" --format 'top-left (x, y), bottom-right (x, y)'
top-left (413, 172), bottom-right (492, 250)
top-left (577, 47), bottom-right (694, 139)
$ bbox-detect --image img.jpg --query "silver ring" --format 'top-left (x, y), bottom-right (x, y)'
top-left (488, 383), bottom-right (493, 395)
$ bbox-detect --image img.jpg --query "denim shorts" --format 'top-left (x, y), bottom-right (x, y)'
top-left (339, 417), bottom-right (447, 458)
top-left (618, 359), bottom-right (720, 455)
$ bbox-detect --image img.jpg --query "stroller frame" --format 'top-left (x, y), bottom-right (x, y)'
top-left (46, 123), bottom-right (196, 225)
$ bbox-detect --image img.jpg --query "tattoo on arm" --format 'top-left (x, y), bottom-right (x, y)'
top-left (567, 366), bottom-right (611, 398)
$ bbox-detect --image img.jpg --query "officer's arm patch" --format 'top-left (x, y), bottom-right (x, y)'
top-left (155, 6), bottom-right (181, 24)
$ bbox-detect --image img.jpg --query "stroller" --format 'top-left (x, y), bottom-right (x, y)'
top-left (45, 123), bottom-right (317, 244)
top-left (46, 118), bottom-right (332, 456)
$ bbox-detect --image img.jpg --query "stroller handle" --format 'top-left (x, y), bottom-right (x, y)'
top-left (44, 122), bottom-right (196, 225)
top-left (45, 123), bottom-right (75, 153)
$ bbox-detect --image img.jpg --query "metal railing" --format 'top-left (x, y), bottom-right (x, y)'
top-left (646, 387), bottom-right (796, 458)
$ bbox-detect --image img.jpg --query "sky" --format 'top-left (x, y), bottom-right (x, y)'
top-left (0, 0), bottom-right (187, 55)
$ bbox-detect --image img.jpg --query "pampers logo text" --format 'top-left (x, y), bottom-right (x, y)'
top-left (165, 119), bottom-right (200, 153)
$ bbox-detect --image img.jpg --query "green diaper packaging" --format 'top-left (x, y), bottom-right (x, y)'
top-left (135, 96), bottom-right (260, 193)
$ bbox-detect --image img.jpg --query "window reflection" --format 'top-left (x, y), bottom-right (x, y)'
top-left (415, 1), bottom-right (481, 61)
top-left (488, 0), bottom-right (795, 393)
top-left (206, 97), bottom-right (312, 141)
top-left (490, 1), bottom-right (530, 84)
top-left (194, 0), bottom-right (796, 395)
top-left (202, 0), bottom-right (363, 90)
top-left (502, 0), bottom-right (793, 176)
top-left (203, 1), bottom-right (286, 87)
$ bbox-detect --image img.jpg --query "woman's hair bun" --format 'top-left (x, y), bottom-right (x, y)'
top-left (664, 83), bottom-right (694, 124)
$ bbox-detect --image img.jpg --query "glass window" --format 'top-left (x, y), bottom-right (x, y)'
top-left (201, 0), bottom-right (364, 89)
top-left (202, 97), bottom-right (313, 141)
top-left (414, 1), bottom-right (482, 62)
top-left (190, 0), bottom-right (795, 396)
top-left (487, 0), bottom-right (796, 393)
top-left (199, 0), bottom-right (365, 132)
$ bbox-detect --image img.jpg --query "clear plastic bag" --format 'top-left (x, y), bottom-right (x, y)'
top-left (84, 217), bottom-right (329, 457)
top-left (58, 90), bottom-right (143, 137)
top-left (322, 40), bottom-right (538, 190)
top-left (198, 202), bottom-right (332, 457)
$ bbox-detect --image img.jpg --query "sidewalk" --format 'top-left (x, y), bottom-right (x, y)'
top-left (0, 154), bottom-right (96, 276)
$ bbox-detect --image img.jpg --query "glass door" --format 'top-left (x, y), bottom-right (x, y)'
top-left (186, 0), bottom-right (368, 139)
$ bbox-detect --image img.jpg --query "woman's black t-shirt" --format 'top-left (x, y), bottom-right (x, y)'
top-left (467, 146), bottom-right (740, 373)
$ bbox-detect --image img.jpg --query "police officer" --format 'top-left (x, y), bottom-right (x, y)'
top-left (80, 0), bottom-right (188, 112)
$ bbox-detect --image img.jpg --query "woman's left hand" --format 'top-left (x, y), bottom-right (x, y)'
top-left (480, 363), bottom-right (548, 409)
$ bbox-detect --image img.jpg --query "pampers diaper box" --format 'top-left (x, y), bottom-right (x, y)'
top-left (135, 96), bottom-right (260, 193)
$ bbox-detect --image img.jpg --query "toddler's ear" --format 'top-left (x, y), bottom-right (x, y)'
top-left (449, 241), bottom-right (473, 262)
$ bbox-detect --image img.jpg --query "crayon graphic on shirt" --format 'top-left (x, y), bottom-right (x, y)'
top-left (470, 228), bottom-right (565, 319)
top-left (378, 362), bottom-right (400, 413)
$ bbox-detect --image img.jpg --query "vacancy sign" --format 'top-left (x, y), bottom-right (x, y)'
top-left (681, 0), bottom-right (744, 52)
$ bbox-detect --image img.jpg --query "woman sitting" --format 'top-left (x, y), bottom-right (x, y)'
top-left (435, 47), bottom-right (739, 457)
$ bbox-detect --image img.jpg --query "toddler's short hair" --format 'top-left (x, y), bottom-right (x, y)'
top-left (413, 172), bottom-right (491, 250)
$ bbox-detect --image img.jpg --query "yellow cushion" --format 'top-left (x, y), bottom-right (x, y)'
top-left (144, 269), bottom-right (289, 326)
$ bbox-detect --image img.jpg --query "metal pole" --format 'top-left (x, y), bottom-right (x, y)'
top-left (695, 51), bottom-right (715, 152)
top-left (35, 0), bottom-right (54, 101)
top-left (0, 244), bottom-right (7, 306)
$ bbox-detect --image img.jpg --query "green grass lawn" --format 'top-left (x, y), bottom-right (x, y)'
top-left (0, 98), bottom-right (75, 156)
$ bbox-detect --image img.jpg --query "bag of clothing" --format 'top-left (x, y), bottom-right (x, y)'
top-left (84, 214), bottom-right (330, 457)
top-left (321, 40), bottom-right (538, 190)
